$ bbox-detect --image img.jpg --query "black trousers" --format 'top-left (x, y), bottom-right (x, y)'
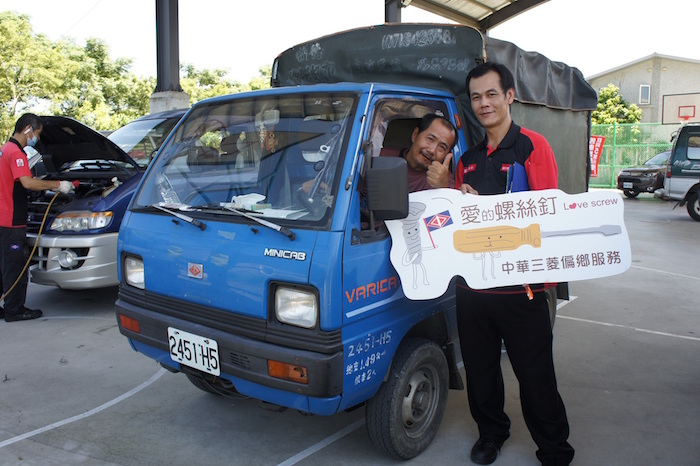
top-left (456, 285), bottom-right (575, 465)
top-left (0, 226), bottom-right (29, 314)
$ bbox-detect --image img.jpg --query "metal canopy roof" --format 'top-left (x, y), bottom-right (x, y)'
top-left (407, 0), bottom-right (549, 32)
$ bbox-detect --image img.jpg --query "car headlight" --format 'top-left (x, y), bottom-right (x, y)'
top-left (618, 171), bottom-right (629, 176)
top-left (50, 211), bottom-right (113, 232)
top-left (275, 286), bottom-right (318, 329)
top-left (124, 256), bottom-right (145, 289)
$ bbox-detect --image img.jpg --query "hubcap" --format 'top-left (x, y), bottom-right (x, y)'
top-left (401, 367), bottom-right (439, 438)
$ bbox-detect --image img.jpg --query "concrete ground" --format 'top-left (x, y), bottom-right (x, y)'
top-left (1, 192), bottom-right (698, 466)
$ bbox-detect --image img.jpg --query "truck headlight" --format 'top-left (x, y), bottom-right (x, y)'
top-left (124, 256), bottom-right (145, 289)
top-left (275, 287), bottom-right (317, 329)
top-left (50, 211), bottom-right (113, 232)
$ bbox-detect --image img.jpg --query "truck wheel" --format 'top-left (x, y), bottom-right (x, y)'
top-left (623, 189), bottom-right (639, 198)
top-left (546, 286), bottom-right (557, 328)
top-left (365, 338), bottom-right (448, 459)
top-left (687, 192), bottom-right (700, 221)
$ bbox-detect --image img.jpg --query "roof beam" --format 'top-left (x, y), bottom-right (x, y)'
top-left (408, 0), bottom-right (549, 33)
top-left (479, 0), bottom-right (549, 31)
top-left (408, 0), bottom-right (481, 29)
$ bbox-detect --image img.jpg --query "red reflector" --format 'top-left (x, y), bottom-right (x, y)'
top-left (268, 360), bottom-right (308, 384)
top-left (119, 314), bottom-right (140, 333)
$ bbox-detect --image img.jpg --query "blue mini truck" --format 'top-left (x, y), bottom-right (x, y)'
top-left (115, 23), bottom-right (596, 459)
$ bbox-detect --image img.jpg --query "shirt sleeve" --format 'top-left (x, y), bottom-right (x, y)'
top-left (454, 158), bottom-right (464, 188)
top-left (523, 131), bottom-right (558, 190)
top-left (9, 148), bottom-right (32, 181)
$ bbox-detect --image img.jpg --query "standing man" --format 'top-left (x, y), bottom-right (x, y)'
top-left (0, 113), bottom-right (74, 322)
top-left (455, 63), bottom-right (574, 466)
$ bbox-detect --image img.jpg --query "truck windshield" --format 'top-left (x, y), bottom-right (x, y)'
top-left (132, 93), bottom-right (356, 223)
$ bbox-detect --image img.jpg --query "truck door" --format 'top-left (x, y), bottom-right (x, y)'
top-left (342, 95), bottom-right (462, 324)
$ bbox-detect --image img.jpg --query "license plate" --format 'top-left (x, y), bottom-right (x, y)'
top-left (623, 182), bottom-right (633, 189)
top-left (168, 327), bottom-right (220, 376)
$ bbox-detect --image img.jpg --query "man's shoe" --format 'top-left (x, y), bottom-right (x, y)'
top-left (0, 306), bottom-right (4, 319)
top-left (5, 307), bottom-right (43, 322)
top-left (471, 439), bottom-right (501, 465)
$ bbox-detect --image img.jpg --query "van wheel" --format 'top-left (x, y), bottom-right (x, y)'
top-left (687, 192), bottom-right (700, 221)
top-left (545, 287), bottom-right (557, 328)
top-left (365, 338), bottom-right (448, 459)
top-left (623, 189), bottom-right (639, 198)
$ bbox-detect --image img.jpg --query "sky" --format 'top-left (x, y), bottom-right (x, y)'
top-left (1, 0), bottom-right (698, 83)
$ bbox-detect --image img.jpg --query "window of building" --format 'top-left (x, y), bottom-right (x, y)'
top-left (639, 85), bottom-right (651, 105)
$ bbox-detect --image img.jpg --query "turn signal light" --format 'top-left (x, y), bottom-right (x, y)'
top-left (119, 314), bottom-right (140, 334)
top-left (267, 360), bottom-right (308, 384)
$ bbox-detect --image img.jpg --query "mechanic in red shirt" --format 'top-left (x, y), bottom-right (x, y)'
top-left (455, 63), bottom-right (574, 466)
top-left (0, 113), bottom-right (74, 322)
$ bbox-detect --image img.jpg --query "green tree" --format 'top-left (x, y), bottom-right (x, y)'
top-left (53, 38), bottom-right (155, 129)
top-left (0, 12), bottom-right (66, 136)
top-left (248, 65), bottom-right (272, 91)
top-left (592, 84), bottom-right (642, 124)
top-left (0, 11), bottom-right (272, 137)
top-left (180, 64), bottom-right (271, 104)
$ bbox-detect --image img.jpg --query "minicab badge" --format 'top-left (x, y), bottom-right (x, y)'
top-left (187, 262), bottom-right (203, 279)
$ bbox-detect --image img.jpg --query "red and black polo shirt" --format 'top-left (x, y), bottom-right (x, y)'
top-left (455, 122), bottom-right (558, 194)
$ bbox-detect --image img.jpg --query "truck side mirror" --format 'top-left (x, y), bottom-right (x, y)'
top-left (366, 156), bottom-right (408, 220)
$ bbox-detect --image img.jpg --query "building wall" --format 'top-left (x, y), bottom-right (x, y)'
top-left (587, 56), bottom-right (700, 124)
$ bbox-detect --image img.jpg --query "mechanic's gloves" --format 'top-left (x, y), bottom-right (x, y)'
top-left (58, 180), bottom-right (76, 194)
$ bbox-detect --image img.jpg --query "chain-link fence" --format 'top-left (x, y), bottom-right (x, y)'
top-left (589, 122), bottom-right (681, 188)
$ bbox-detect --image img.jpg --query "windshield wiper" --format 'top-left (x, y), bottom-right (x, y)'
top-left (153, 205), bottom-right (206, 231)
top-left (187, 203), bottom-right (257, 214)
top-left (223, 205), bottom-right (295, 241)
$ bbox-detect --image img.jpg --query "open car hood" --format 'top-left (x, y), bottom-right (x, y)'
top-left (36, 116), bottom-right (138, 172)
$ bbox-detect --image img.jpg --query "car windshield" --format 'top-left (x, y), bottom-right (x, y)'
top-left (644, 151), bottom-right (670, 165)
top-left (109, 116), bottom-right (181, 168)
top-left (132, 93), bottom-right (356, 224)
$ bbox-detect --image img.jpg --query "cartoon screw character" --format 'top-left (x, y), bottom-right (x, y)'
top-left (400, 202), bottom-right (430, 289)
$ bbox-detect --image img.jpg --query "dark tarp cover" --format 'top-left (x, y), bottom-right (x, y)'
top-left (271, 23), bottom-right (597, 192)
top-left (484, 36), bottom-right (597, 111)
top-left (271, 24), bottom-right (596, 120)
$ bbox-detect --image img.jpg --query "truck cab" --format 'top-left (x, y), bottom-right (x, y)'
top-left (655, 123), bottom-right (700, 221)
top-left (117, 83), bottom-right (467, 459)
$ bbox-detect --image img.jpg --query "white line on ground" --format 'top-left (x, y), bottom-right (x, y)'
top-left (0, 368), bottom-right (166, 449)
top-left (631, 264), bottom-right (700, 281)
top-left (557, 315), bottom-right (700, 342)
top-left (276, 419), bottom-right (365, 466)
top-left (558, 294), bottom-right (699, 342)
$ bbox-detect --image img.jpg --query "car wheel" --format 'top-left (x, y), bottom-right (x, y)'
top-left (687, 191), bottom-right (700, 221)
top-left (365, 338), bottom-right (448, 460)
top-left (623, 189), bottom-right (639, 198)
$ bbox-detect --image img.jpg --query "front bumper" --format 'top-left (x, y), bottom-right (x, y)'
top-left (29, 232), bottom-right (118, 289)
top-left (617, 176), bottom-right (660, 193)
top-left (116, 286), bottom-right (344, 403)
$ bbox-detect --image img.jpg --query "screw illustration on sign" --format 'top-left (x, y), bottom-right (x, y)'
top-left (385, 189), bottom-right (631, 300)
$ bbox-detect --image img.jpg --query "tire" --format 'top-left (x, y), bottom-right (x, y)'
top-left (623, 189), bottom-right (639, 198)
top-left (545, 287), bottom-right (557, 328)
top-left (687, 191), bottom-right (700, 221)
top-left (365, 338), bottom-right (448, 460)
